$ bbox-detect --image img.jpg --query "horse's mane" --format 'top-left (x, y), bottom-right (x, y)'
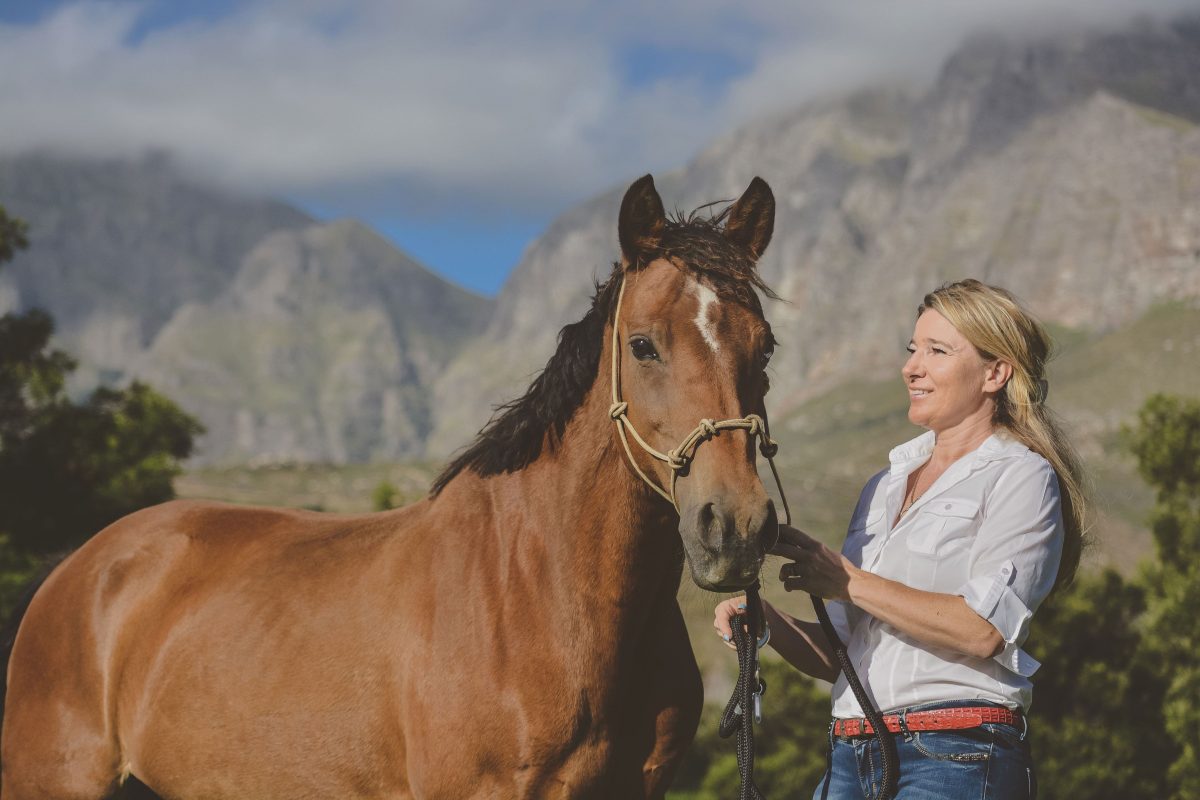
top-left (430, 208), bottom-right (778, 495)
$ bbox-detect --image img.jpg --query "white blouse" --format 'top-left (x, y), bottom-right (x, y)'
top-left (828, 430), bottom-right (1064, 717)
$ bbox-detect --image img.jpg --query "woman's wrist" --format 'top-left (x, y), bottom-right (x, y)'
top-left (843, 563), bottom-right (873, 604)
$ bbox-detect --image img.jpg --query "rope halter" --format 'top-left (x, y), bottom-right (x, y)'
top-left (607, 274), bottom-right (791, 525)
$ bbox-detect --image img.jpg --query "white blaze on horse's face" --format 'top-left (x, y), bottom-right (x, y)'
top-left (690, 278), bottom-right (721, 354)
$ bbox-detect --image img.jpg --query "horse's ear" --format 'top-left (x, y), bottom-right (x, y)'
top-left (724, 177), bottom-right (774, 261)
top-left (618, 174), bottom-right (666, 267)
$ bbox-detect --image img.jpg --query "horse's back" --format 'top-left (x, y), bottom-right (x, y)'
top-left (3, 499), bottom-right (431, 798)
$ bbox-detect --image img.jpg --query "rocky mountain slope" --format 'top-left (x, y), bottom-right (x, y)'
top-left (427, 15), bottom-right (1200, 458)
top-left (0, 155), bottom-right (491, 463)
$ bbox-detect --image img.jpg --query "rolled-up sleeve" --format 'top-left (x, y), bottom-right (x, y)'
top-left (955, 455), bottom-right (1064, 676)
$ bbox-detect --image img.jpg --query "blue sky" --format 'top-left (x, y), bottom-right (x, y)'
top-left (2, 0), bottom-right (1193, 295)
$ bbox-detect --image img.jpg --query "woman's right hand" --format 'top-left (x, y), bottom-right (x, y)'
top-left (713, 596), bottom-right (750, 650)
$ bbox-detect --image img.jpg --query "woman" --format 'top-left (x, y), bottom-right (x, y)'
top-left (715, 279), bottom-right (1085, 799)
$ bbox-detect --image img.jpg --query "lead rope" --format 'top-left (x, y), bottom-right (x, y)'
top-left (811, 599), bottom-right (899, 799)
top-left (719, 582), bottom-right (766, 800)
top-left (606, 273), bottom-right (898, 799)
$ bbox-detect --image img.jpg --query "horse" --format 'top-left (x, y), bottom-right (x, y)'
top-left (1, 174), bottom-right (782, 799)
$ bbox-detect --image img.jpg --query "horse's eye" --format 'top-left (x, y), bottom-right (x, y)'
top-left (761, 344), bottom-right (774, 367)
top-left (630, 336), bottom-right (659, 361)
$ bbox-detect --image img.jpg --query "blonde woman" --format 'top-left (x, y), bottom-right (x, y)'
top-left (716, 280), bottom-right (1085, 799)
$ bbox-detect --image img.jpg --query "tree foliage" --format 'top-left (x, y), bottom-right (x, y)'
top-left (372, 480), bottom-right (399, 511)
top-left (1026, 570), bottom-right (1174, 799)
top-left (0, 204), bottom-right (202, 612)
top-left (0, 205), bottom-right (28, 264)
top-left (1126, 393), bottom-right (1200, 798)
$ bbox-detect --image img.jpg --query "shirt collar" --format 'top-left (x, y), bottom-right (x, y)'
top-left (888, 429), bottom-right (1029, 473)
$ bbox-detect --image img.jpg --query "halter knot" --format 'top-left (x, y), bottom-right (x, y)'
top-left (700, 419), bottom-right (718, 437)
top-left (609, 401), bottom-right (629, 419)
top-left (666, 449), bottom-right (690, 471)
top-left (745, 414), bottom-right (764, 437)
top-left (759, 438), bottom-right (779, 459)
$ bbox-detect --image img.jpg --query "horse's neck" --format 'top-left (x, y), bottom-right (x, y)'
top-left (434, 378), bottom-right (682, 634)
top-left (514, 386), bottom-right (681, 615)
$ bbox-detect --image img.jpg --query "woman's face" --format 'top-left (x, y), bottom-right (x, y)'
top-left (902, 309), bottom-right (999, 432)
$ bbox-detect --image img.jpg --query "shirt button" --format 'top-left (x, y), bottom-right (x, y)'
top-left (944, 503), bottom-right (952, 510)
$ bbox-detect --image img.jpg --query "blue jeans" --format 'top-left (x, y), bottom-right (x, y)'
top-left (812, 701), bottom-right (1036, 799)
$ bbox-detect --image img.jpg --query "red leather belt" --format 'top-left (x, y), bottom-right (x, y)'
top-left (832, 706), bottom-right (1022, 738)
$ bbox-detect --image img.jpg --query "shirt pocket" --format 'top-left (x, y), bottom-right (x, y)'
top-left (907, 497), bottom-right (980, 556)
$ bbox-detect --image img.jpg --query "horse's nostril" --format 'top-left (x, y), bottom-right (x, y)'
top-left (761, 500), bottom-right (779, 554)
top-left (699, 502), bottom-right (716, 528)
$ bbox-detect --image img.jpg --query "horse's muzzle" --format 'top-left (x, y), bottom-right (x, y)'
top-left (681, 497), bottom-right (777, 591)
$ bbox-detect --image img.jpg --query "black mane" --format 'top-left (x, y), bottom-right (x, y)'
top-left (429, 210), bottom-right (777, 495)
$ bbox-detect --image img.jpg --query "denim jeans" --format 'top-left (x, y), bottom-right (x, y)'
top-left (812, 701), bottom-right (1036, 800)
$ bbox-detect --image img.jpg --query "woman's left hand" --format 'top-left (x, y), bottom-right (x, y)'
top-left (770, 524), bottom-right (859, 602)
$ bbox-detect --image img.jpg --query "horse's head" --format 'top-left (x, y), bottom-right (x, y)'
top-left (611, 174), bottom-right (780, 592)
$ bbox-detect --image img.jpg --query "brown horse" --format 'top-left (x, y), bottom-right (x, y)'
top-left (1, 174), bottom-right (781, 799)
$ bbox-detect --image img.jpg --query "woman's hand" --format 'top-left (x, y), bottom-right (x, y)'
top-left (712, 596), bottom-right (755, 650)
top-left (770, 524), bottom-right (860, 602)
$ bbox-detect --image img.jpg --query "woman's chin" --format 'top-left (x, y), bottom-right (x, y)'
top-left (907, 407), bottom-right (932, 428)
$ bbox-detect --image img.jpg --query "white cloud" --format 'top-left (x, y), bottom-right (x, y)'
top-left (0, 0), bottom-right (1195, 217)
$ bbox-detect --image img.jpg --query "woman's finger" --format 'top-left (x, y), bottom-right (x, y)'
top-left (777, 524), bottom-right (818, 548)
top-left (769, 541), bottom-right (807, 560)
top-left (713, 597), bottom-right (747, 643)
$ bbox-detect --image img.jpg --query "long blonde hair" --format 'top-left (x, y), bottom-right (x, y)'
top-left (920, 279), bottom-right (1086, 591)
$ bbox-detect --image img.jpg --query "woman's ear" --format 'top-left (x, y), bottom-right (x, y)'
top-left (984, 360), bottom-right (1013, 394)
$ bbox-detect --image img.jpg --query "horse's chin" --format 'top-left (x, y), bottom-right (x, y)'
top-left (683, 550), bottom-right (763, 593)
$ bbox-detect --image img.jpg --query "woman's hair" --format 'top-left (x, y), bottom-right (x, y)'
top-left (920, 279), bottom-right (1086, 591)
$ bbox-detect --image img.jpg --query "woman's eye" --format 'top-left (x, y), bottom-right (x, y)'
top-left (932, 347), bottom-right (946, 355)
top-left (905, 346), bottom-right (915, 355)
top-left (630, 336), bottom-right (659, 361)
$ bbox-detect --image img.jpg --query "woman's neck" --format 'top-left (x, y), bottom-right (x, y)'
top-left (929, 410), bottom-right (995, 467)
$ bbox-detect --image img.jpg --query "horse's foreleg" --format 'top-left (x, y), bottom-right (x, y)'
top-left (638, 601), bottom-right (703, 799)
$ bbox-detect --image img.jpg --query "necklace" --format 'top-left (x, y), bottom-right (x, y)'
top-left (899, 463), bottom-right (931, 517)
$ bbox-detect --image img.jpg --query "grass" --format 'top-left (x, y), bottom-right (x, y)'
top-left (176, 461), bottom-right (437, 513)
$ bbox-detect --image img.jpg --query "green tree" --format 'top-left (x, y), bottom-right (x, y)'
top-left (1026, 569), bottom-right (1174, 799)
top-left (0, 205), bottom-right (28, 264)
top-left (372, 480), bottom-right (399, 511)
top-left (0, 204), bottom-right (202, 611)
top-left (1127, 393), bottom-right (1200, 798)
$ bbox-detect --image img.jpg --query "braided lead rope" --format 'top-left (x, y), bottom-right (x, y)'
top-left (719, 582), bottom-right (767, 800)
top-left (608, 276), bottom-right (791, 520)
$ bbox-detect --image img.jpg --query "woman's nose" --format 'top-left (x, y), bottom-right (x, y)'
top-left (903, 352), bottom-right (921, 379)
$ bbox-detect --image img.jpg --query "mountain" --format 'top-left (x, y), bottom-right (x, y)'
top-left (135, 220), bottom-right (489, 463)
top-left (426, 15), bottom-right (1200, 458)
top-left (0, 154), bottom-right (491, 463)
top-left (0, 153), bottom-right (312, 388)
